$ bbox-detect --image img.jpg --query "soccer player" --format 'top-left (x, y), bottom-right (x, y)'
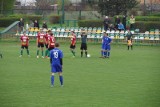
top-left (68, 31), bottom-right (76, 57)
top-left (126, 30), bottom-right (133, 50)
top-left (100, 32), bottom-right (112, 58)
top-left (36, 29), bottom-right (45, 58)
top-left (19, 31), bottom-right (30, 57)
top-left (48, 33), bottom-right (56, 51)
top-left (80, 29), bottom-right (88, 57)
top-left (50, 42), bottom-right (63, 87)
top-left (44, 30), bottom-right (51, 58)
top-left (105, 33), bottom-right (112, 58)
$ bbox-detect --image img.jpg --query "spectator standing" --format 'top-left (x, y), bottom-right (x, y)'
top-left (103, 16), bottom-right (110, 31)
top-left (122, 15), bottom-right (127, 30)
top-left (34, 20), bottom-right (39, 29)
top-left (129, 15), bottom-right (135, 30)
top-left (115, 15), bottom-right (121, 30)
top-left (18, 18), bottom-right (24, 33)
top-left (42, 21), bottom-right (48, 29)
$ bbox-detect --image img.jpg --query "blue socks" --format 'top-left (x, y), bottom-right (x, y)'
top-left (51, 75), bottom-right (63, 86)
top-left (59, 76), bottom-right (63, 86)
top-left (51, 75), bottom-right (54, 85)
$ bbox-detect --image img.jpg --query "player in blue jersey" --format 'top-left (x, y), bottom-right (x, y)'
top-left (105, 33), bottom-right (112, 58)
top-left (100, 32), bottom-right (112, 58)
top-left (50, 42), bottom-right (63, 87)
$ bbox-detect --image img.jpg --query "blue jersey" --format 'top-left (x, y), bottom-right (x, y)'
top-left (102, 36), bottom-right (112, 50)
top-left (105, 37), bottom-right (112, 45)
top-left (50, 48), bottom-right (63, 72)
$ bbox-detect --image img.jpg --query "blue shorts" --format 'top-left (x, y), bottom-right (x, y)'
top-left (51, 64), bottom-right (62, 73)
top-left (101, 44), bottom-right (106, 50)
top-left (106, 45), bottom-right (111, 50)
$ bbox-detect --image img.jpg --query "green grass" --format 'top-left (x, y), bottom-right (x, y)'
top-left (0, 41), bottom-right (160, 107)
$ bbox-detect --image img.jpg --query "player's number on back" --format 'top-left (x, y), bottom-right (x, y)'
top-left (53, 51), bottom-right (58, 58)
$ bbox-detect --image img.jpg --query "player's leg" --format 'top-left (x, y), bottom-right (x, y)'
top-left (26, 46), bottom-right (30, 56)
top-left (70, 45), bottom-right (75, 57)
top-left (84, 44), bottom-right (87, 57)
top-left (20, 46), bottom-right (24, 57)
top-left (45, 44), bottom-right (49, 58)
top-left (106, 46), bottom-right (111, 58)
top-left (41, 44), bottom-right (44, 58)
top-left (37, 43), bottom-right (40, 58)
top-left (58, 72), bottom-right (63, 86)
top-left (51, 72), bottom-right (55, 87)
top-left (80, 43), bottom-right (83, 57)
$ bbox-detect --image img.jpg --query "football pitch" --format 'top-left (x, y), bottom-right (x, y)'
top-left (0, 41), bottom-right (160, 107)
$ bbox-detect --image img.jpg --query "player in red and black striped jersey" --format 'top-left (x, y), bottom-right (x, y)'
top-left (68, 31), bottom-right (76, 57)
top-left (48, 33), bottom-right (56, 51)
top-left (44, 30), bottom-right (52, 58)
top-left (19, 31), bottom-right (30, 57)
top-left (36, 29), bottom-right (45, 58)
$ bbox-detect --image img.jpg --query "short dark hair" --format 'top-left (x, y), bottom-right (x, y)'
top-left (55, 42), bottom-right (60, 47)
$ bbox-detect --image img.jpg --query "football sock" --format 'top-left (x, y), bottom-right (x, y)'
top-left (85, 51), bottom-right (87, 57)
top-left (59, 76), bottom-right (63, 85)
top-left (81, 51), bottom-right (83, 57)
top-left (20, 49), bottom-right (23, 55)
top-left (107, 52), bottom-right (110, 57)
top-left (27, 49), bottom-right (29, 55)
top-left (42, 50), bottom-right (44, 56)
top-left (104, 51), bottom-right (107, 57)
top-left (51, 75), bottom-right (54, 85)
top-left (128, 46), bottom-right (129, 50)
top-left (37, 50), bottom-right (39, 56)
top-left (45, 50), bottom-right (48, 56)
top-left (71, 50), bottom-right (75, 56)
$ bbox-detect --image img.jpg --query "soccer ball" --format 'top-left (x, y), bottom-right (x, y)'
top-left (87, 54), bottom-right (91, 57)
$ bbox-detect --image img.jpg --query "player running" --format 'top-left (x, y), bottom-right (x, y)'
top-left (68, 31), bottom-right (76, 57)
top-left (80, 29), bottom-right (88, 57)
top-left (19, 31), bottom-right (30, 57)
top-left (36, 29), bottom-right (45, 58)
top-left (50, 42), bottom-right (63, 87)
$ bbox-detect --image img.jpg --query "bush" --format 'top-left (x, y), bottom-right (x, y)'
top-left (135, 16), bottom-right (160, 21)
top-left (78, 20), bottom-right (103, 27)
top-left (0, 17), bottom-right (20, 27)
top-left (135, 21), bottom-right (160, 32)
top-left (49, 14), bottom-right (61, 24)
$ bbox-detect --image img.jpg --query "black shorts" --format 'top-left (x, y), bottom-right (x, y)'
top-left (48, 47), bottom-right (54, 51)
top-left (80, 43), bottom-right (87, 50)
top-left (45, 43), bottom-right (48, 48)
top-left (38, 43), bottom-right (44, 48)
top-left (70, 44), bottom-right (76, 49)
top-left (21, 45), bottom-right (28, 49)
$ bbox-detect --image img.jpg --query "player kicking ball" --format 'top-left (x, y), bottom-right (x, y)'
top-left (50, 42), bottom-right (63, 87)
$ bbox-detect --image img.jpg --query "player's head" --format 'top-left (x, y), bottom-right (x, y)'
top-left (103, 32), bottom-right (108, 36)
top-left (50, 33), bottom-right (53, 36)
top-left (55, 42), bottom-right (60, 47)
top-left (81, 28), bottom-right (86, 34)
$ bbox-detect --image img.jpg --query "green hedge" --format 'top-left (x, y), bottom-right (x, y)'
top-left (0, 14), bottom-right (43, 27)
top-left (49, 14), bottom-right (61, 24)
top-left (78, 20), bottom-right (103, 27)
top-left (0, 17), bottom-right (20, 27)
top-left (135, 21), bottom-right (160, 32)
top-left (135, 16), bottom-right (160, 21)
